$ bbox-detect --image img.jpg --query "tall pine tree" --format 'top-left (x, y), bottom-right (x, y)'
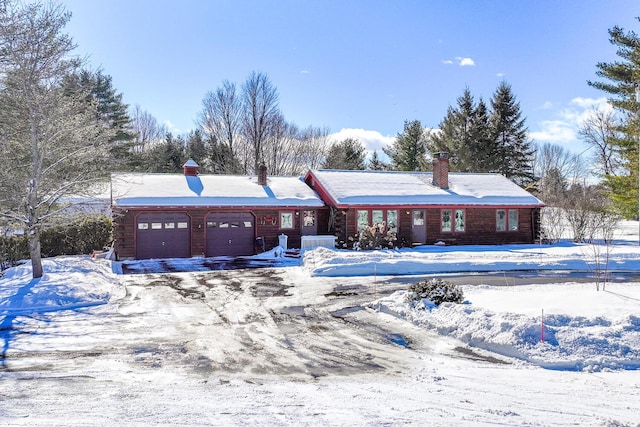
top-left (470, 97), bottom-right (496, 172)
top-left (367, 150), bottom-right (388, 170)
top-left (383, 119), bottom-right (428, 171)
top-left (323, 138), bottom-right (366, 170)
top-left (63, 69), bottom-right (133, 170)
top-left (490, 81), bottom-right (534, 186)
top-left (588, 18), bottom-right (640, 219)
top-left (429, 88), bottom-right (478, 172)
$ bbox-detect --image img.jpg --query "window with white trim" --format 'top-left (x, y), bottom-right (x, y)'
top-left (280, 212), bottom-right (294, 229)
top-left (497, 209), bottom-right (519, 231)
top-left (454, 209), bottom-right (465, 232)
top-left (509, 209), bottom-right (519, 231)
top-left (387, 210), bottom-right (398, 233)
top-left (442, 209), bottom-right (465, 232)
top-left (357, 210), bottom-right (369, 230)
top-left (441, 209), bottom-right (452, 232)
top-left (372, 210), bottom-right (384, 226)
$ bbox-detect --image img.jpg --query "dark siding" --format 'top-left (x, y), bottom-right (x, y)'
top-left (114, 206), bottom-right (327, 259)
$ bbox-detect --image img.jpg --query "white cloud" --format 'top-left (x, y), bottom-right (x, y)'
top-left (300, 70), bottom-right (310, 74)
top-left (328, 128), bottom-right (395, 154)
top-left (529, 120), bottom-right (576, 143)
top-left (570, 96), bottom-right (610, 111)
top-left (528, 97), bottom-right (613, 150)
top-left (442, 57), bottom-right (475, 66)
top-left (496, 72), bottom-right (505, 78)
top-left (456, 57), bottom-right (475, 66)
top-left (164, 120), bottom-right (181, 134)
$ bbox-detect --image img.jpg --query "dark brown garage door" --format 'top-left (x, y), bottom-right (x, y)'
top-left (136, 212), bottom-right (191, 259)
top-left (206, 212), bottom-right (255, 257)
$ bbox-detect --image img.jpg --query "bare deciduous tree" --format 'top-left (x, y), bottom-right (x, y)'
top-left (0, 1), bottom-right (115, 278)
top-left (241, 71), bottom-right (280, 173)
top-left (296, 125), bottom-right (331, 171)
top-left (578, 106), bottom-right (623, 177)
top-left (197, 79), bottom-right (241, 172)
top-left (263, 113), bottom-right (299, 176)
top-left (130, 104), bottom-right (166, 153)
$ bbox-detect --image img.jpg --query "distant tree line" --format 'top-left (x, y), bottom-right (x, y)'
top-left (2, 0), bottom-right (637, 279)
top-left (380, 82), bottom-right (535, 187)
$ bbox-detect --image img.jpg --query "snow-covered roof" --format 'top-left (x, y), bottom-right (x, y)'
top-left (307, 169), bottom-right (544, 207)
top-left (111, 173), bottom-right (324, 208)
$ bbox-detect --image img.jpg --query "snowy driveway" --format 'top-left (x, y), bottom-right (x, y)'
top-left (108, 268), bottom-right (467, 378)
top-left (2, 257), bottom-right (640, 426)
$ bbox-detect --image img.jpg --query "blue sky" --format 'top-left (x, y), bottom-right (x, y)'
top-left (61, 0), bottom-right (638, 155)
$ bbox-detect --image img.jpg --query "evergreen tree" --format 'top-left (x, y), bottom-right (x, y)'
top-left (383, 119), bottom-right (428, 171)
top-left (185, 129), bottom-right (208, 170)
top-left (367, 150), bottom-right (388, 170)
top-left (209, 135), bottom-right (242, 174)
top-left (588, 18), bottom-right (640, 219)
top-left (63, 69), bottom-right (133, 170)
top-left (429, 88), bottom-right (477, 172)
top-left (145, 132), bottom-right (185, 173)
top-left (490, 81), bottom-right (534, 186)
top-left (470, 97), bottom-right (496, 172)
top-left (323, 138), bottom-right (366, 170)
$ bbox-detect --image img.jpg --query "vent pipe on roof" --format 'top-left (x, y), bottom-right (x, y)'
top-left (432, 152), bottom-right (449, 190)
top-left (258, 162), bottom-right (268, 186)
top-left (183, 159), bottom-right (199, 176)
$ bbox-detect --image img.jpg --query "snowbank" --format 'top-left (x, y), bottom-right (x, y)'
top-left (374, 282), bottom-right (640, 372)
top-left (304, 241), bottom-right (640, 277)
top-left (0, 256), bottom-right (123, 317)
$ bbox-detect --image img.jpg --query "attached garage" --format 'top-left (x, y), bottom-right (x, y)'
top-left (135, 212), bottom-right (191, 259)
top-left (111, 161), bottom-right (326, 260)
top-left (205, 212), bottom-right (255, 257)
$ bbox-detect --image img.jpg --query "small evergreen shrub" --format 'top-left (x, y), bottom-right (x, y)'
top-left (0, 234), bottom-right (28, 270)
top-left (40, 216), bottom-right (113, 256)
top-left (0, 216), bottom-right (113, 267)
top-left (406, 278), bottom-right (464, 306)
top-left (353, 222), bottom-right (397, 250)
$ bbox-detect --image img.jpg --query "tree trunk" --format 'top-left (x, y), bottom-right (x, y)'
top-left (29, 229), bottom-right (43, 279)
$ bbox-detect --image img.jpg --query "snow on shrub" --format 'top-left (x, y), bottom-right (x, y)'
top-left (405, 278), bottom-right (464, 307)
top-left (352, 222), bottom-right (396, 250)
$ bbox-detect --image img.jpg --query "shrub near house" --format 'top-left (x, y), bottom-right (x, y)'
top-left (0, 216), bottom-right (112, 269)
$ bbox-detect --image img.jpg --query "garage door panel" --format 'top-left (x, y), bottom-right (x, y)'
top-left (136, 213), bottom-right (190, 259)
top-left (206, 212), bottom-right (254, 257)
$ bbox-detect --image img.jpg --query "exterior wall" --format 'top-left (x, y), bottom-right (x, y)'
top-left (113, 206), bottom-right (330, 259)
top-left (327, 206), bottom-right (541, 249)
top-left (427, 207), bottom-right (539, 245)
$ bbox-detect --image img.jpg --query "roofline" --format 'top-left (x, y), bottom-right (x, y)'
top-left (304, 170), bottom-right (341, 207)
top-left (112, 205), bottom-right (328, 210)
top-left (316, 203), bottom-right (545, 209)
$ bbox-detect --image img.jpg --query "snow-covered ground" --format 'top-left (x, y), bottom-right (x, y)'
top-left (1, 222), bottom-right (640, 426)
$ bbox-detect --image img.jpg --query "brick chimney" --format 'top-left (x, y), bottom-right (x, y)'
top-left (258, 162), bottom-right (268, 186)
top-left (183, 159), bottom-right (199, 176)
top-left (432, 152), bottom-right (449, 190)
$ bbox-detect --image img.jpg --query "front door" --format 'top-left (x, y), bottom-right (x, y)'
top-left (411, 209), bottom-right (426, 245)
top-left (301, 209), bottom-right (318, 235)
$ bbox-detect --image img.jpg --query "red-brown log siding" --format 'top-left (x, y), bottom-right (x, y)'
top-left (331, 206), bottom-right (540, 248)
top-left (113, 206), bottom-right (330, 259)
